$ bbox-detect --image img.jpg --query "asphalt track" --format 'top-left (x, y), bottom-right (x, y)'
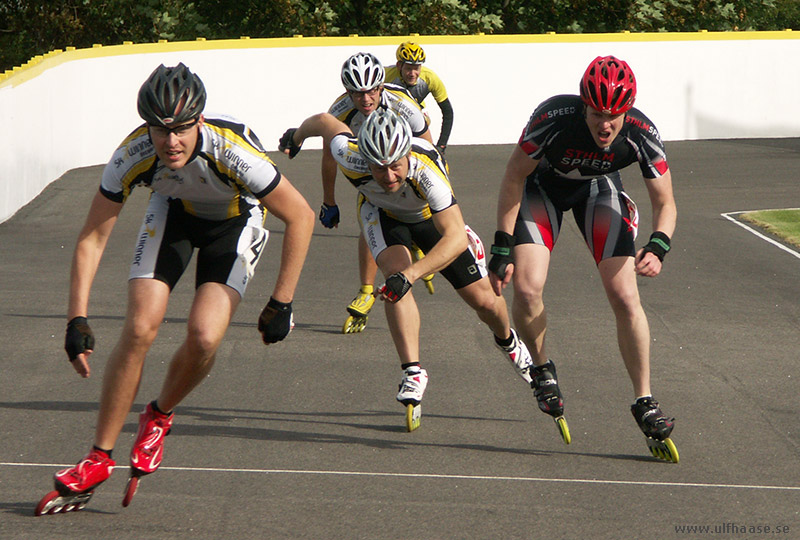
top-left (1, 140), bottom-right (799, 540)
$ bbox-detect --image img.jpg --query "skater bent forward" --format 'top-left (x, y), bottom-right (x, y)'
top-left (36, 62), bottom-right (315, 515)
top-left (322, 53), bottom-right (435, 334)
top-left (279, 109), bottom-right (536, 432)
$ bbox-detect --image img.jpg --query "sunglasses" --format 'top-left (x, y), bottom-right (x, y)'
top-left (149, 118), bottom-right (200, 138)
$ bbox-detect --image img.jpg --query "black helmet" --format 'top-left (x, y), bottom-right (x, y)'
top-left (137, 63), bottom-right (206, 127)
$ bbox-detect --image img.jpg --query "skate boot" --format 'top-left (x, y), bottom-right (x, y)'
top-left (35, 448), bottom-right (115, 516)
top-left (631, 396), bottom-right (678, 463)
top-left (342, 285), bottom-right (375, 334)
top-left (496, 328), bottom-right (533, 384)
top-left (396, 366), bottom-right (428, 432)
top-left (123, 401), bottom-right (174, 507)
top-left (411, 244), bottom-right (435, 295)
top-left (530, 360), bottom-right (571, 444)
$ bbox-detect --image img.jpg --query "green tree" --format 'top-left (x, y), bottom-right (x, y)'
top-left (190, 1), bottom-right (339, 38)
top-left (0, 1), bottom-right (207, 72)
top-left (3, 0), bottom-right (799, 73)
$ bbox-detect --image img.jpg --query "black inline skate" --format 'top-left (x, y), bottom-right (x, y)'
top-left (530, 360), bottom-right (570, 444)
top-left (631, 396), bottom-right (678, 463)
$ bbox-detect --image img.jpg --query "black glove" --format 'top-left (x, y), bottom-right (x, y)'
top-left (488, 231), bottom-right (516, 279)
top-left (379, 272), bottom-right (412, 302)
top-left (641, 231), bottom-right (671, 262)
top-left (278, 128), bottom-right (303, 158)
top-left (258, 297), bottom-right (294, 344)
top-left (65, 316), bottom-right (95, 361)
top-left (319, 203), bottom-right (340, 228)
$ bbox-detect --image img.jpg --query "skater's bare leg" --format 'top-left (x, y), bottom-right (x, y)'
top-left (157, 282), bottom-right (240, 412)
top-left (455, 277), bottom-right (511, 338)
top-left (358, 232), bottom-right (378, 287)
top-left (598, 256), bottom-right (651, 398)
top-left (510, 243), bottom-right (551, 366)
top-left (385, 293), bottom-right (421, 365)
top-left (376, 245), bottom-right (420, 365)
top-left (94, 278), bottom-right (169, 450)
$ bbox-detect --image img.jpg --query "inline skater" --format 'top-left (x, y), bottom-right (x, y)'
top-left (35, 63), bottom-right (315, 516)
top-left (279, 109), bottom-right (539, 434)
top-left (384, 42), bottom-right (454, 155)
top-left (489, 55), bottom-right (678, 461)
top-left (321, 52), bottom-right (435, 334)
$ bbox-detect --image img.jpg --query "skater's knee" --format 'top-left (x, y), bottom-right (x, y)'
top-left (458, 281), bottom-right (501, 316)
top-left (121, 317), bottom-right (160, 349)
top-left (184, 325), bottom-right (223, 358)
top-left (376, 245), bottom-right (413, 276)
top-left (606, 287), bottom-right (642, 317)
top-left (471, 293), bottom-right (500, 319)
top-left (513, 285), bottom-right (544, 311)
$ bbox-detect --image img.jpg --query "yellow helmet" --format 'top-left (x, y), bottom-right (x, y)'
top-left (396, 42), bottom-right (426, 64)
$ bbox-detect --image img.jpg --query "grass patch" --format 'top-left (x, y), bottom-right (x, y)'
top-left (739, 209), bottom-right (800, 249)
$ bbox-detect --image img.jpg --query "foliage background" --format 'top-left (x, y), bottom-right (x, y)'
top-left (3, 0), bottom-right (800, 71)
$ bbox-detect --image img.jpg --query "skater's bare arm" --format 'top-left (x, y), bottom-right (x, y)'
top-left (490, 146), bottom-right (539, 295)
top-left (281, 113), bottom-right (354, 155)
top-left (280, 113), bottom-right (354, 223)
top-left (403, 205), bottom-right (468, 284)
top-left (635, 169), bottom-right (677, 277)
top-left (259, 175), bottom-right (315, 304)
top-left (496, 146), bottom-right (538, 234)
top-left (418, 125), bottom-right (434, 145)
top-left (67, 191), bottom-right (123, 377)
top-left (321, 139), bottom-right (338, 207)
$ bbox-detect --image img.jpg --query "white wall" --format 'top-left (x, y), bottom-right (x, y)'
top-left (2, 32), bottom-right (799, 223)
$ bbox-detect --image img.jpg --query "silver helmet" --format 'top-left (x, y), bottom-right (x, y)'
top-left (357, 109), bottom-right (412, 166)
top-left (137, 63), bottom-right (206, 127)
top-left (341, 52), bottom-right (385, 92)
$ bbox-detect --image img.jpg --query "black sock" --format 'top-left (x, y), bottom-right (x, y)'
top-left (92, 445), bottom-right (113, 459)
top-left (151, 400), bottom-right (172, 416)
top-left (401, 362), bottom-right (421, 371)
top-left (494, 332), bottom-right (514, 348)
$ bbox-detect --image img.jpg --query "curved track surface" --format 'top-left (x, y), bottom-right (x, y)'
top-left (2, 140), bottom-right (799, 539)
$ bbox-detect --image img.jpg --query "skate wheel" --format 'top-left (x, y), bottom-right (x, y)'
top-left (423, 277), bottom-right (435, 295)
top-left (405, 403), bottom-right (422, 432)
top-left (554, 416), bottom-right (571, 445)
top-left (122, 475), bottom-right (140, 507)
top-left (646, 437), bottom-right (680, 463)
top-left (34, 491), bottom-right (61, 516)
top-left (342, 315), bottom-right (367, 334)
top-left (34, 490), bottom-right (93, 516)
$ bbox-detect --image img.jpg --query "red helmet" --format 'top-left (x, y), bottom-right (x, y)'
top-left (579, 56), bottom-right (637, 115)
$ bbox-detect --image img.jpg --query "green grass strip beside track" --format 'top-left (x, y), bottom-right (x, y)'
top-left (739, 209), bottom-right (800, 249)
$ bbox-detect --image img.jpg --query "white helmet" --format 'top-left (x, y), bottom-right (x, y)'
top-left (357, 109), bottom-right (412, 166)
top-left (341, 52), bottom-right (385, 92)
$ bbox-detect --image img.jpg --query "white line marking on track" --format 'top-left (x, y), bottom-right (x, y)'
top-left (721, 210), bottom-right (800, 260)
top-left (5, 462), bottom-right (799, 492)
